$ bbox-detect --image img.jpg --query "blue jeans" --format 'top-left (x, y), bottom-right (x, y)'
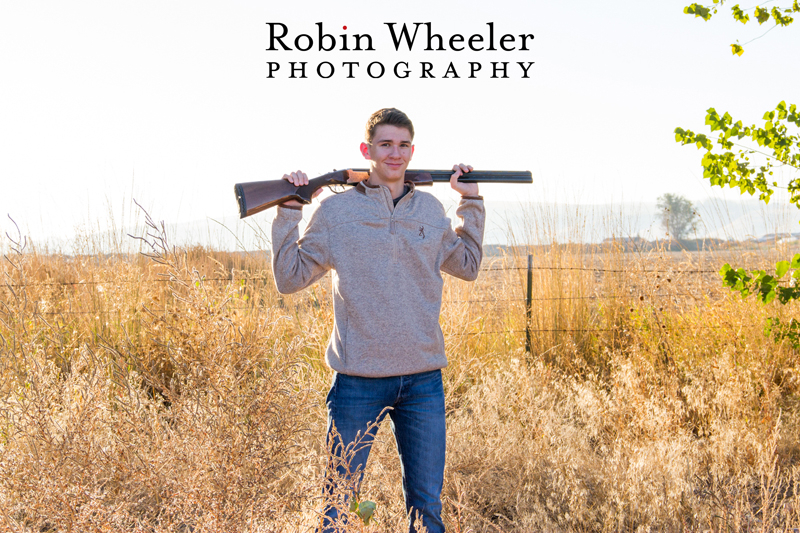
top-left (320, 369), bottom-right (446, 533)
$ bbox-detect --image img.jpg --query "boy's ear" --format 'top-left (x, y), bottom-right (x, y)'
top-left (360, 142), bottom-right (371, 160)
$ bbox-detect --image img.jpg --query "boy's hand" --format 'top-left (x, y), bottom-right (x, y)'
top-left (280, 171), bottom-right (322, 208)
top-left (449, 164), bottom-right (479, 197)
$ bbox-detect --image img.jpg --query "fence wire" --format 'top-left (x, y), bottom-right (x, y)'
top-left (0, 263), bottom-right (753, 289)
top-left (2, 259), bottom-right (785, 342)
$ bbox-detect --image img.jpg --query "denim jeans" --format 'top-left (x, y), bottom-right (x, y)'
top-left (320, 369), bottom-right (446, 533)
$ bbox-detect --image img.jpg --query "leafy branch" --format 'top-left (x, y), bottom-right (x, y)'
top-left (721, 254), bottom-right (800, 304)
top-left (683, 0), bottom-right (798, 54)
top-left (674, 101), bottom-right (800, 207)
top-left (765, 316), bottom-right (800, 349)
top-left (721, 255), bottom-right (800, 349)
top-left (679, 1), bottom-right (799, 352)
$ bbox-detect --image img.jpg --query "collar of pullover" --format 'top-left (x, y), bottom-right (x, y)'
top-left (356, 179), bottom-right (416, 209)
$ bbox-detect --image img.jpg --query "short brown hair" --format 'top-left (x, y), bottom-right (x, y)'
top-left (365, 108), bottom-right (414, 143)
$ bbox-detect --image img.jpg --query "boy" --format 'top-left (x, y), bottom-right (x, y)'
top-left (271, 108), bottom-right (485, 532)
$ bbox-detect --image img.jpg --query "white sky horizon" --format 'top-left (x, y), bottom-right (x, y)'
top-left (1, 0), bottom-right (798, 251)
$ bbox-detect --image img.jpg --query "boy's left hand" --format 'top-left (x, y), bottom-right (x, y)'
top-left (450, 164), bottom-right (479, 197)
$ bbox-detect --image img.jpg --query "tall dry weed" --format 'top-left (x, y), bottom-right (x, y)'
top-left (0, 215), bottom-right (318, 531)
top-left (0, 204), bottom-right (799, 532)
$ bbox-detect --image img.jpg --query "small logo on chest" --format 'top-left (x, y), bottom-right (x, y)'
top-left (419, 226), bottom-right (425, 239)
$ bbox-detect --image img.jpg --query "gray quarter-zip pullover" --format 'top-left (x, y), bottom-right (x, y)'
top-left (271, 180), bottom-right (485, 377)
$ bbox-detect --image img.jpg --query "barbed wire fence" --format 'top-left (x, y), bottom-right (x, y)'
top-left (3, 251), bottom-right (774, 354)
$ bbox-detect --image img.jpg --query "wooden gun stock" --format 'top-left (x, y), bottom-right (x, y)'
top-left (234, 169), bottom-right (532, 219)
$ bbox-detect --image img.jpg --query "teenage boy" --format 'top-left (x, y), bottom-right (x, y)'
top-left (271, 108), bottom-right (485, 533)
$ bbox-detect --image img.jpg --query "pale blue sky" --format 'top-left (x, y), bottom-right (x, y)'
top-left (1, 0), bottom-right (798, 249)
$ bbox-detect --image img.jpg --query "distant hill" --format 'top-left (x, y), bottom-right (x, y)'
top-left (477, 197), bottom-right (800, 246)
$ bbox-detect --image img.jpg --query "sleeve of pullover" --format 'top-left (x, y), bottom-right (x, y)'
top-left (271, 205), bottom-right (332, 294)
top-left (441, 197), bottom-right (486, 281)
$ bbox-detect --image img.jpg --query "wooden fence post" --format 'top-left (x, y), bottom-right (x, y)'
top-left (525, 254), bottom-right (532, 354)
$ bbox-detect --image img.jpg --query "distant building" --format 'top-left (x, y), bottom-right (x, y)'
top-left (755, 233), bottom-right (792, 243)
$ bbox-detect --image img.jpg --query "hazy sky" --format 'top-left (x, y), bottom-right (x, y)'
top-left (1, 0), bottom-right (798, 249)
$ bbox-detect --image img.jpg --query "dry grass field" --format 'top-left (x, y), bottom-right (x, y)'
top-left (1, 208), bottom-right (799, 532)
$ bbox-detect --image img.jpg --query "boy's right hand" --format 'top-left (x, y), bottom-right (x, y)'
top-left (281, 171), bottom-right (321, 208)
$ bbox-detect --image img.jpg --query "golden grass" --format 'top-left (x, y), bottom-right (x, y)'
top-left (1, 210), bottom-right (799, 532)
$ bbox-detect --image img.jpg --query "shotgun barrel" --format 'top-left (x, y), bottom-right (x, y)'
top-left (360, 169), bottom-right (532, 184)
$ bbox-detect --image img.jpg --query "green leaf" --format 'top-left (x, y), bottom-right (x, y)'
top-left (695, 133), bottom-right (712, 150)
top-left (771, 6), bottom-right (795, 25)
top-left (356, 500), bottom-right (377, 525)
top-left (776, 260), bottom-right (791, 278)
top-left (732, 4), bottom-right (750, 23)
top-left (762, 289), bottom-right (776, 304)
top-left (685, 3), bottom-right (713, 20)
top-left (731, 43), bottom-right (744, 56)
top-left (755, 6), bottom-right (770, 23)
top-left (791, 254), bottom-right (800, 269)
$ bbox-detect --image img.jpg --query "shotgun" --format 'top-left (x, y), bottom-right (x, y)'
top-left (234, 168), bottom-right (532, 219)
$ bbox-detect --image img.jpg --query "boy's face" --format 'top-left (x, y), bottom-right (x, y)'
top-left (360, 125), bottom-right (415, 183)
